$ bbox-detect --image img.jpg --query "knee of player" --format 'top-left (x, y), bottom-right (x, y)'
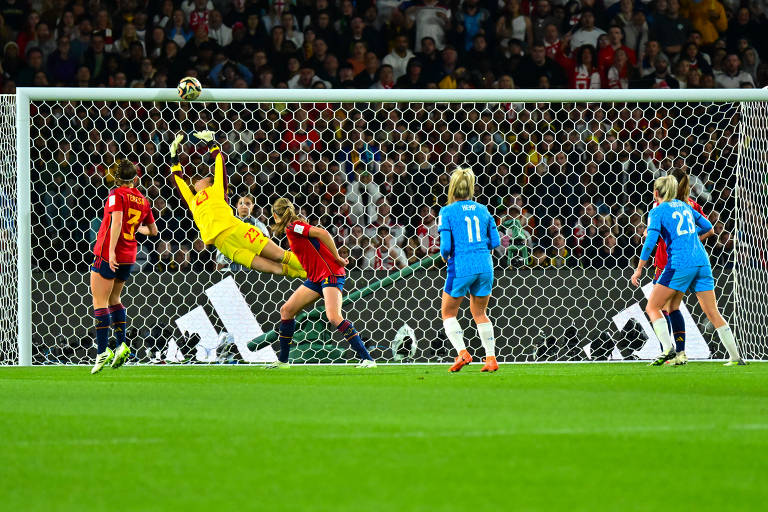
top-left (279, 303), bottom-right (295, 320)
top-left (644, 302), bottom-right (657, 316)
top-left (326, 311), bottom-right (343, 326)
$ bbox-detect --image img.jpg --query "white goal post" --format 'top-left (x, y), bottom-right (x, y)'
top-left (10, 87), bottom-right (768, 366)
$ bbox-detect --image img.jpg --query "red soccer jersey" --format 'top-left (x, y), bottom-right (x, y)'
top-left (653, 198), bottom-right (705, 274)
top-left (93, 187), bottom-right (155, 265)
top-left (286, 220), bottom-right (345, 282)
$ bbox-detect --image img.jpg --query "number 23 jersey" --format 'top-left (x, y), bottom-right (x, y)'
top-left (93, 187), bottom-right (155, 264)
top-left (646, 199), bottom-right (710, 270)
top-left (438, 200), bottom-right (500, 277)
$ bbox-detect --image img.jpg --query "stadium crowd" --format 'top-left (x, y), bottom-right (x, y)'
top-left (22, 0), bottom-right (748, 273)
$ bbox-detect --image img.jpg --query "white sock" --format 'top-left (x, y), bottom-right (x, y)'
top-left (477, 321), bottom-right (495, 357)
top-left (652, 318), bottom-right (674, 353)
top-left (716, 324), bottom-right (741, 361)
top-left (443, 317), bottom-right (466, 354)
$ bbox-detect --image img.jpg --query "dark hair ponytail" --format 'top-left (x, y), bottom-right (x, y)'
top-left (669, 167), bottom-right (690, 201)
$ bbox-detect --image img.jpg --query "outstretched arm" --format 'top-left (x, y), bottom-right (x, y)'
top-left (193, 130), bottom-right (227, 199)
top-left (169, 133), bottom-right (194, 206)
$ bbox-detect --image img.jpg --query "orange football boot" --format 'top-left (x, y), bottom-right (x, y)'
top-left (481, 356), bottom-right (499, 372)
top-left (449, 349), bottom-right (472, 372)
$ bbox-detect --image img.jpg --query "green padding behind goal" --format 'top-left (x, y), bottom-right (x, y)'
top-left (247, 254), bottom-right (442, 352)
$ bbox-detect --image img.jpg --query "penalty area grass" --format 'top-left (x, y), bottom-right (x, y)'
top-left (1, 363), bottom-right (766, 512)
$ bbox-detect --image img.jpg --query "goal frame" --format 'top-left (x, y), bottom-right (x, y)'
top-left (14, 87), bottom-right (768, 366)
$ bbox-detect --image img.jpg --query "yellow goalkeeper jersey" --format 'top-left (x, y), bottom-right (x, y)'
top-left (172, 146), bottom-right (239, 245)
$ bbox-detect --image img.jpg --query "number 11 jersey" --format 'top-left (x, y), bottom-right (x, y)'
top-left (438, 200), bottom-right (500, 277)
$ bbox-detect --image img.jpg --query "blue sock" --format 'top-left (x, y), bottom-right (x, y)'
top-left (278, 319), bottom-right (295, 363)
top-left (336, 319), bottom-right (373, 361)
top-left (663, 311), bottom-right (672, 337)
top-left (94, 308), bottom-right (110, 353)
top-left (109, 303), bottom-right (127, 347)
top-left (669, 310), bottom-right (686, 352)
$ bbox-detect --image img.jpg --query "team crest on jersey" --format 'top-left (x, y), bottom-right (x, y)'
top-left (196, 190), bottom-right (209, 205)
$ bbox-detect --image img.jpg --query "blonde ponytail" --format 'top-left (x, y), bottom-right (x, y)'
top-left (271, 197), bottom-right (302, 236)
top-left (447, 167), bottom-right (476, 205)
top-left (654, 175), bottom-right (678, 203)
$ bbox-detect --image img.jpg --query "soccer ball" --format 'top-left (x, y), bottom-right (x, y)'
top-left (177, 76), bottom-right (202, 101)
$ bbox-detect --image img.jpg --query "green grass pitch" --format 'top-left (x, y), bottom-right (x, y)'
top-left (1, 363), bottom-right (767, 512)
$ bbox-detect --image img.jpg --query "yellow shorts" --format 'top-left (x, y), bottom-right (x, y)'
top-left (215, 221), bottom-right (270, 268)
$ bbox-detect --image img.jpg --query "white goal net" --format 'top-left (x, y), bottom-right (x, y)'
top-left (7, 89), bottom-right (768, 365)
top-left (0, 95), bottom-right (17, 365)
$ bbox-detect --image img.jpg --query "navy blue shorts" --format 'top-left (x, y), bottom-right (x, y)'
top-left (91, 256), bottom-right (134, 282)
top-left (303, 275), bottom-right (346, 295)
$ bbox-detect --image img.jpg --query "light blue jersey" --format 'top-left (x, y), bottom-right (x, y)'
top-left (438, 200), bottom-right (501, 278)
top-left (641, 199), bottom-right (713, 270)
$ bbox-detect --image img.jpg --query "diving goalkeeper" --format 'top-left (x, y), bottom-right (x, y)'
top-left (169, 130), bottom-right (306, 279)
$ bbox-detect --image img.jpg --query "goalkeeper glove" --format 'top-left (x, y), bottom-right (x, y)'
top-left (193, 130), bottom-right (220, 152)
top-left (193, 130), bottom-right (215, 142)
top-left (169, 133), bottom-right (184, 167)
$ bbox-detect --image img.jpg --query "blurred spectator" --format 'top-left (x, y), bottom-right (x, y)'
top-left (168, 9), bottom-right (192, 47)
top-left (370, 63), bottom-right (395, 88)
top-left (416, 206), bottom-right (440, 255)
top-left (515, 43), bottom-right (566, 88)
top-left (624, 10), bottom-right (649, 62)
top-left (571, 10), bottom-right (606, 49)
top-left (597, 26), bottom-right (636, 73)
top-left (569, 44), bottom-right (601, 88)
top-left (396, 57), bottom-right (427, 88)
top-left (46, 35), bottom-right (77, 85)
top-left (209, 58), bottom-right (253, 87)
top-left (681, 41), bottom-right (712, 75)
top-left (347, 170), bottom-right (383, 226)
top-left (715, 53), bottom-right (755, 88)
top-left (605, 48), bottom-right (633, 88)
top-left (354, 51), bottom-right (380, 88)
top-left (454, 0), bottom-right (490, 52)
top-left (640, 39), bottom-right (668, 76)
top-left (407, 0), bottom-right (451, 52)
top-left (0, 0), bottom-right (27, 30)
top-left (681, 0), bottom-right (726, 46)
top-left (16, 46), bottom-right (44, 86)
top-left (208, 10), bottom-right (232, 47)
top-left (26, 21), bottom-right (56, 62)
top-left (727, 7), bottom-right (761, 54)
top-left (497, 0), bottom-right (533, 48)
top-left (383, 34), bottom-right (415, 82)
top-left (531, 0), bottom-right (557, 45)
top-left (640, 55), bottom-right (680, 88)
top-left (653, 0), bottom-right (692, 58)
